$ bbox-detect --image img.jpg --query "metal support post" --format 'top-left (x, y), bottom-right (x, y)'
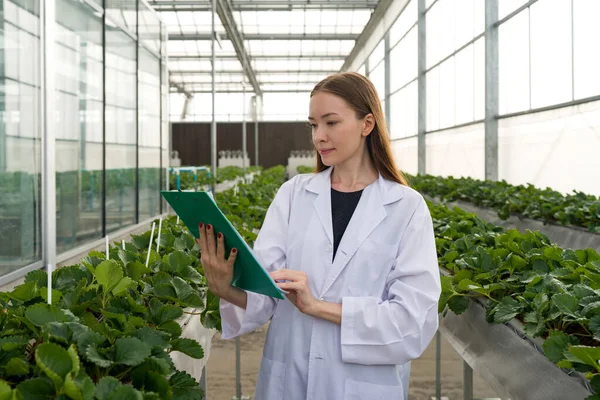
top-left (41, 0), bottom-right (56, 270)
top-left (484, 0), bottom-right (499, 181)
top-left (254, 96), bottom-right (259, 166)
top-left (463, 360), bottom-right (473, 400)
top-left (236, 336), bottom-right (242, 400)
top-left (436, 331), bottom-right (441, 399)
top-left (417, 0), bottom-right (427, 175)
top-left (242, 83), bottom-right (247, 175)
top-left (200, 365), bottom-right (207, 399)
top-left (210, 0), bottom-right (217, 192)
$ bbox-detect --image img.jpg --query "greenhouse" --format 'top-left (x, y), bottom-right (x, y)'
top-left (1, 0), bottom-right (599, 399)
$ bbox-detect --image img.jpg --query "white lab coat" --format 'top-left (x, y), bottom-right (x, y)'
top-left (220, 167), bottom-right (441, 400)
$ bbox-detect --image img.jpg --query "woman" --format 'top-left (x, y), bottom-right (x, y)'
top-left (197, 72), bottom-right (441, 400)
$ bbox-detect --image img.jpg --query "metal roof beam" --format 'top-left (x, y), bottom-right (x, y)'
top-left (169, 80), bottom-right (193, 99)
top-left (215, 0), bottom-right (262, 95)
top-left (170, 69), bottom-right (336, 75)
top-left (168, 33), bottom-right (359, 41)
top-left (152, 0), bottom-right (378, 10)
top-left (341, 0), bottom-right (410, 72)
top-left (169, 54), bottom-right (347, 60)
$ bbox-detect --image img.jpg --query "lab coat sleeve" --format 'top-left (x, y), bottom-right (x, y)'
top-left (219, 176), bottom-right (295, 340)
top-left (340, 197), bottom-right (441, 365)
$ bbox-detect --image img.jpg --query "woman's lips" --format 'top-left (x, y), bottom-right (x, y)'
top-left (319, 148), bottom-right (334, 155)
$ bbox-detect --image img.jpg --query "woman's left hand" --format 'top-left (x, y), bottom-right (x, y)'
top-left (270, 269), bottom-right (318, 315)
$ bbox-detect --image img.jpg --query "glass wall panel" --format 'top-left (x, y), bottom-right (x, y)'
top-left (573, 0), bottom-right (600, 100)
top-left (390, 26), bottom-right (417, 93)
top-left (498, 9), bottom-right (529, 115)
top-left (105, 26), bottom-right (137, 232)
top-left (529, 0), bottom-right (572, 108)
top-left (0, 0), bottom-right (42, 274)
top-left (138, 47), bottom-right (161, 220)
top-left (390, 81), bottom-right (417, 139)
top-left (55, 0), bottom-right (103, 254)
top-left (369, 61), bottom-right (385, 101)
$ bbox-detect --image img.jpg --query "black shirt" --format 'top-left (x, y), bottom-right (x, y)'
top-left (331, 187), bottom-right (363, 261)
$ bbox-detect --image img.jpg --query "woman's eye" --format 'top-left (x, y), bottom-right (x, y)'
top-left (327, 121), bottom-right (338, 126)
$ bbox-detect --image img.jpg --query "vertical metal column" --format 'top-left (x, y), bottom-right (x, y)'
top-left (254, 96), bottom-right (259, 166)
top-left (134, 0), bottom-right (140, 223)
top-left (210, 0), bottom-right (217, 191)
top-left (463, 360), bottom-right (473, 400)
top-left (484, 0), bottom-right (499, 182)
top-left (41, 0), bottom-right (56, 269)
top-left (384, 33), bottom-right (391, 130)
top-left (436, 331), bottom-right (441, 399)
top-left (236, 336), bottom-right (242, 400)
top-left (365, 58), bottom-right (369, 78)
top-left (417, 0), bottom-right (427, 175)
top-left (242, 83), bottom-right (247, 173)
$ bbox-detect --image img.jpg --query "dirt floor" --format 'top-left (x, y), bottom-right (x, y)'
top-left (205, 322), bottom-right (498, 400)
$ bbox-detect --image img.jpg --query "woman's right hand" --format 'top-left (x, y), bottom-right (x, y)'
top-left (196, 223), bottom-right (238, 297)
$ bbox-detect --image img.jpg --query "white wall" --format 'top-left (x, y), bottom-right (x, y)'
top-left (425, 123), bottom-right (485, 179)
top-left (391, 136), bottom-right (418, 175)
top-left (499, 100), bottom-right (600, 196)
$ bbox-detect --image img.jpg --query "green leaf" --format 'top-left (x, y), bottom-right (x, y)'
top-left (107, 385), bottom-right (144, 400)
top-left (6, 358), bottom-right (30, 377)
top-left (125, 261), bottom-right (152, 281)
top-left (118, 249), bottom-right (140, 265)
top-left (172, 278), bottom-right (204, 308)
top-left (135, 328), bottom-right (170, 350)
top-left (114, 337), bottom-right (152, 366)
top-left (96, 261), bottom-right (124, 294)
top-left (543, 330), bottom-right (579, 363)
top-left (493, 297), bottom-right (523, 324)
top-left (179, 267), bottom-right (204, 285)
top-left (25, 270), bottom-right (48, 288)
top-left (95, 377), bottom-right (121, 400)
top-left (447, 296), bottom-right (469, 314)
top-left (0, 380), bottom-right (12, 400)
top-left (552, 293), bottom-right (579, 316)
top-left (10, 282), bottom-right (39, 303)
top-left (174, 234), bottom-right (195, 251)
top-left (64, 373), bottom-right (94, 400)
top-left (142, 372), bottom-right (172, 400)
top-left (35, 343), bottom-right (73, 390)
top-left (25, 303), bottom-right (70, 326)
top-left (171, 338), bottom-right (204, 359)
top-left (16, 378), bottom-right (55, 399)
top-left (131, 232), bottom-right (151, 250)
top-left (86, 345), bottom-right (113, 368)
top-left (590, 375), bottom-right (600, 394)
top-left (591, 315), bottom-right (600, 333)
top-left (170, 371), bottom-right (203, 400)
top-left (112, 277), bottom-right (136, 297)
top-left (0, 336), bottom-right (30, 351)
top-left (40, 288), bottom-right (63, 305)
top-left (168, 251), bottom-right (192, 273)
top-left (544, 247), bottom-right (564, 262)
top-left (156, 305), bottom-right (183, 325)
top-left (201, 311), bottom-right (221, 331)
top-left (568, 346), bottom-right (600, 372)
top-left (157, 321), bottom-right (182, 338)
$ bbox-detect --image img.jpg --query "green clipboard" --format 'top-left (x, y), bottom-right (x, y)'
top-left (161, 190), bottom-right (285, 299)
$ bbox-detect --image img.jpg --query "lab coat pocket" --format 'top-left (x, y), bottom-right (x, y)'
top-left (255, 357), bottom-right (286, 399)
top-left (344, 379), bottom-right (404, 400)
top-left (348, 238), bottom-right (398, 296)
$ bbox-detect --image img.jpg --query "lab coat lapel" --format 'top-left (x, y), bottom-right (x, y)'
top-left (318, 174), bottom-right (390, 298)
top-left (306, 167), bottom-right (334, 246)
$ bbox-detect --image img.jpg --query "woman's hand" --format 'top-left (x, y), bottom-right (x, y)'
top-left (196, 223), bottom-right (238, 297)
top-left (270, 269), bottom-right (319, 316)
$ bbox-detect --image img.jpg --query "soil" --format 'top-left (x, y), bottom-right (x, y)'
top-left (205, 322), bottom-right (497, 400)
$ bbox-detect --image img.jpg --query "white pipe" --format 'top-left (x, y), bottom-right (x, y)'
top-left (146, 222), bottom-right (156, 268)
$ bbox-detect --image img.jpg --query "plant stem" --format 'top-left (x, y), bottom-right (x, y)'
top-left (183, 311), bottom-right (203, 315)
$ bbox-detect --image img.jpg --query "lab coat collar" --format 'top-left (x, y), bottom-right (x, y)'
top-left (305, 167), bottom-right (404, 297)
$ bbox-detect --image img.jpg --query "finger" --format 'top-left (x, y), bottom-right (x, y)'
top-left (271, 269), bottom-right (306, 282)
top-left (227, 247), bottom-right (238, 268)
top-left (206, 224), bottom-right (217, 258)
top-left (216, 232), bottom-right (225, 260)
top-left (276, 281), bottom-right (304, 292)
top-left (197, 222), bottom-right (207, 254)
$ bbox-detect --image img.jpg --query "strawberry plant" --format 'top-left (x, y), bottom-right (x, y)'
top-left (433, 201), bottom-right (600, 398)
top-left (409, 174), bottom-right (600, 233)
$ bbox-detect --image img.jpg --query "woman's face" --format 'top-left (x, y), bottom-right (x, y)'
top-left (308, 91), bottom-right (374, 167)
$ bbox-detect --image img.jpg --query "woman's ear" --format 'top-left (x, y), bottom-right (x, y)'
top-left (362, 113), bottom-right (375, 137)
